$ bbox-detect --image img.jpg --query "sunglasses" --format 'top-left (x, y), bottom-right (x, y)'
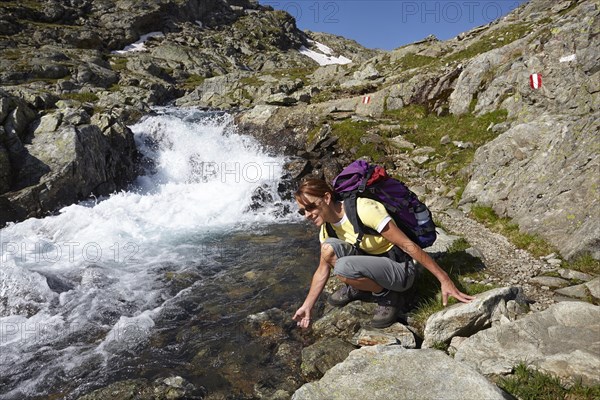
top-left (298, 198), bottom-right (322, 216)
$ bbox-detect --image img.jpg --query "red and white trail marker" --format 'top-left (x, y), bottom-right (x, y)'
top-left (362, 95), bottom-right (371, 104)
top-left (530, 73), bottom-right (542, 89)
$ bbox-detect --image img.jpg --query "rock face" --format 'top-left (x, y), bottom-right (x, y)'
top-left (292, 346), bottom-right (513, 400)
top-left (0, 91), bottom-right (137, 224)
top-left (454, 301), bottom-right (600, 385)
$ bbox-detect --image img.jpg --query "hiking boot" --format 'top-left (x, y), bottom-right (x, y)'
top-left (328, 284), bottom-right (373, 307)
top-left (371, 290), bottom-right (401, 328)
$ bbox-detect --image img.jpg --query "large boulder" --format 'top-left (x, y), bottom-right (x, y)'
top-left (292, 346), bottom-right (513, 400)
top-left (462, 114), bottom-right (600, 260)
top-left (423, 287), bottom-right (526, 348)
top-left (454, 301), bottom-right (600, 385)
top-left (1, 106), bottom-right (137, 225)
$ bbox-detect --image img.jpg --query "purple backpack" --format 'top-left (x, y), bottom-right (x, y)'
top-left (330, 160), bottom-right (437, 250)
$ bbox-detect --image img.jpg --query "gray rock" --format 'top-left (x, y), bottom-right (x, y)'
top-left (413, 155), bottom-right (430, 165)
top-left (529, 275), bottom-right (570, 288)
top-left (423, 287), bottom-right (524, 348)
top-left (352, 64), bottom-right (380, 81)
top-left (586, 277), bottom-right (600, 300)
top-left (554, 282), bottom-right (592, 301)
top-left (462, 114), bottom-right (600, 261)
top-left (350, 323), bottom-right (416, 349)
top-left (389, 135), bottom-right (415, 150)
top-left (426, 227), bottom-right (462, 254)
top-left (455, 301), bottom-right (600, 385)
top-left (293, 346), bottom-right (512, 400)
top-left (465, 246), bottom-right (486, 261)
top-left (557, 268), bottom-right (594, 282)
top-left (556, 277), bottom-right (600, 302)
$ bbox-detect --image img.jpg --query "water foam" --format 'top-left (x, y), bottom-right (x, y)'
top-left (0, 108), bottom-right (291, 398)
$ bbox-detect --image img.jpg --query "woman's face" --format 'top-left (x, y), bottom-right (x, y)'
top-left (296, 194), bottom-right (328, 226)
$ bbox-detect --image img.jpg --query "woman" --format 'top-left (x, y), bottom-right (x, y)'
top-left (292, 178), bottom-right (474, 329)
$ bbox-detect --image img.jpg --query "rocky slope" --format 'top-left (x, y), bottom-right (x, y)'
top-left (1, 0), bottom-right (599, 399)
top-left (0, 0), bottom-right (359, 223)
top-left (3, 0), bottom-right (596, 262)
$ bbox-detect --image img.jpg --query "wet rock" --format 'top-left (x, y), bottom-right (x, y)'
top-left (77, 376), bottom-right (206, 400)
top-left (300, 337), bottom-right (356, 380)
top-left (311, 302), bottom-right (373, 341)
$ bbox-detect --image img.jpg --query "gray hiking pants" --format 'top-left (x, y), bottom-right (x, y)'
top-left (324, 238), bottom-right (416, 292)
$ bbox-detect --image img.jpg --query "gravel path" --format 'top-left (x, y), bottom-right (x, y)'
top-left (436, 210), bottom-right (558, 311)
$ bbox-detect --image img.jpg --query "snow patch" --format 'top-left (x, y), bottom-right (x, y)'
top-left (299, 40), bottom-right (352, 66)
top-left (112, 32), bottom-right (164, 54)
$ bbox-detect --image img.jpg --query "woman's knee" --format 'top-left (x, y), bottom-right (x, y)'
top-left (320, 243), bottom-right (337, 265)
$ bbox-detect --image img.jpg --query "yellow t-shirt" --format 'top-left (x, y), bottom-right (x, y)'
top-left (319, 197), bottom-right (395, 255)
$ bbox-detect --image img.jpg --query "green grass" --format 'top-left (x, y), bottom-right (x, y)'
top-left (239, 76), bottom-right (263, 88)
top-left (469, 205), bottom-right (557, 258)
top-left (410, 238), bottom-right (488, 335)
top-left (109, 56), bottom-right (129, 72)
top-left (271, 66), bottom-right (317, 81)
top-left (382, 105), bottom-right (508, 201)
top-left (469, 205), bottom-right (599, 275)
top-left (181, 74), bottom-right (206, 91)
top-left (61, 92), bottom-right (99, 103)
top-left (443, 23), bottom-right (531, 63)
top-left (498, 363), bottom-right (600, 400)
top-left (330, 119), bottom-right (386, 162)
top-left (569, 253), bottom-right (600, 276)
top-left (0, 1), bottom-right (43, 10)
top-left (395, 53), bottom-right (438, 70)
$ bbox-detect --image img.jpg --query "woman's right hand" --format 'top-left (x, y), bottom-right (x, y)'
top-left (293, 306), bottom-right (312, 329)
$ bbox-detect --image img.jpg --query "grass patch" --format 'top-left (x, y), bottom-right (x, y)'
top-left (568, 253), bottom-right (600, 276)
top-left (239, 75), bottom-right (263, 88)
top-left (61, 92), bottom-right (99, 103)
top-left (0, 1), bottom-right (43, 11)
top-left (271, 66), bottom-right (317, 81)
top-left (1, 49), bottom-right (23, 61)
top-left (330, 119), bottom-right (385, 161)
top-left (410, 237), bottom-right (486, 335)
top-left (470, 206), bottom-right (599, 274)
top-left (469, 205), bottom-right (557, 258)
top-left (383, 105), bottom-right (508, 195)
top-left (109, 56), bottom-right (129, 72)
top-left (498, 363), bottom-right (600, 400)
top-left (395, 53), bottom-right (438, 71)
top-left (181, 74), bottom-right (206, 91)
top-left (311, 87), bottom-right (339, 103)
top-left (443, 23), bottom-right (531, 63)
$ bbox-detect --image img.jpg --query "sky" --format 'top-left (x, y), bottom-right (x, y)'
top-left (259, 0), bottom-right (529, 50)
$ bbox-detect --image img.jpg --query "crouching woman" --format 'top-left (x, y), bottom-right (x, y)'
top-left (292, 178), bottom-right (474, 329)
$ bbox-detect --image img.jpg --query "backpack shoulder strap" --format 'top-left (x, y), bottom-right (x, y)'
top-left (343, 195), bottom-right (366, 251)
top-left (324, 222), bottom-right (337, 239)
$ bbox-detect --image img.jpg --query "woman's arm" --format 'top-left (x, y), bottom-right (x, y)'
top-left (293, 250), bottom-right (332, 328)
top-left (380, 221), bottom-right (475, 306)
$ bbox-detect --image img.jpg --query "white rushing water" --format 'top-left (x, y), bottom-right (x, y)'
top-left (0, 108), bottom-right (293, 398)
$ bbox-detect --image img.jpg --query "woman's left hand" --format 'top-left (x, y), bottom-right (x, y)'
top-left (441, 279), bottom-right (475, 306)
